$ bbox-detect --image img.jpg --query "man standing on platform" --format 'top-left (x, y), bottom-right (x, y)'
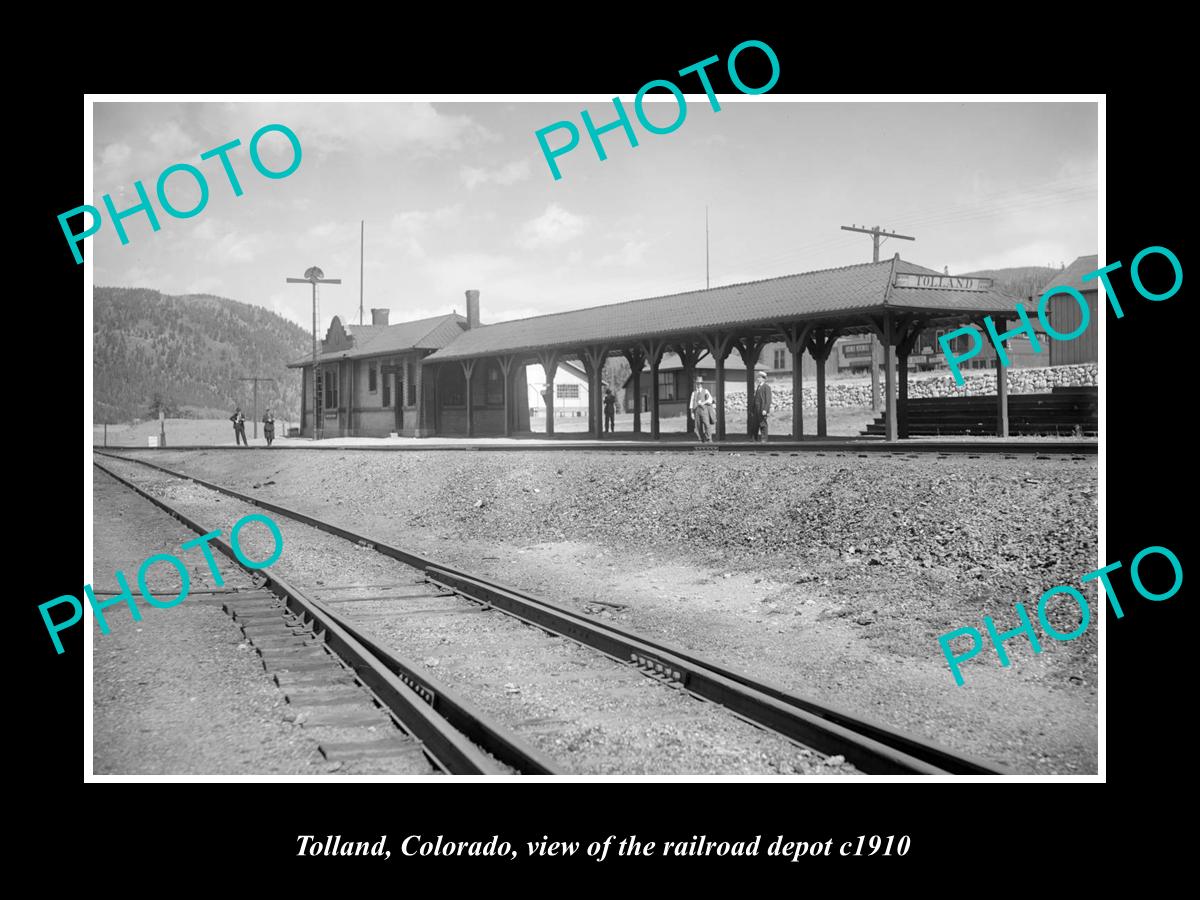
top-left (603, 387), bottom-right (617, 434)
top-left (689, 376), bottom-right (715, 443)
top-left (230, 406), bottom-right (248, 447)
top-left (751, 369), bottom-right (772, 442)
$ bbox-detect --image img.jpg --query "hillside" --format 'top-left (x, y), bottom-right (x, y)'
top-left (94, 287), bottom-right (311, 423)
top-left (961, 266), bottom-right (1062, 300)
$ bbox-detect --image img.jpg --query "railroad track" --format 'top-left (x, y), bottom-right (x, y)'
top-left (101, 439), bottom-right (1096, 457)
top-left (94, 450), bottom-right (1007, 776)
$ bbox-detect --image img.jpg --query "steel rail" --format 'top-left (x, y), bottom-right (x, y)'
top-left (96, 450), bottom-right (1008, 775)
top-left (94, 460), bottom-right (560, 776)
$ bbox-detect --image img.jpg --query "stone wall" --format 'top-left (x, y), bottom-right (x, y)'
top-left (718, 364), bottom-right (1098, 412)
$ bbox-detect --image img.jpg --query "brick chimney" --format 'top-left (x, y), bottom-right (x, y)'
top-left (465, 290), bottom-right (480, 329)
top-left (371, 308), bottom-right (389, 326)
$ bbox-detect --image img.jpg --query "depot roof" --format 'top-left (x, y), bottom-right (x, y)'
top-left (1039, 255), bottom-right (1100, 295)
top-left (424, 257), bottom-right (1020, 363)
top-left (288, 313), bottom-right (466, 368)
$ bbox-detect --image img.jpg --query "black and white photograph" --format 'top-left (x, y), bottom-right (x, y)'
top-left (82, 94), bottom-right (1103, 780)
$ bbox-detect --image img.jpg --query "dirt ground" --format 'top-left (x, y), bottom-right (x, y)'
top-left (109, 447), bottom-right (1099, 774)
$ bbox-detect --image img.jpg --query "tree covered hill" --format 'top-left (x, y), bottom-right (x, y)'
top-left (94, 287), bottom-right (311, 423)
top-left (961, 265), bottom-right (1063, 300)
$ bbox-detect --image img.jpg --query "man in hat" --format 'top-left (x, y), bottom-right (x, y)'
top-left (230, 406), bottom-right (248, 447)
top-left (603, 386), bottom-right (617, 434)
top-left (751, 369), bottom-right (772, 442)
top-left (689, 375), bottom-right (715, 443)
top-left (262, 407), bottom-right (276, 447)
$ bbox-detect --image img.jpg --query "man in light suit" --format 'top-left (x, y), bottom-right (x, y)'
top-left (751, 369), bottom-right (772, 442)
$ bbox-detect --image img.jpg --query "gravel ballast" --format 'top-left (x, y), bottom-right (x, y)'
top-left (110, 448), bottom-right (1099, 774)
top-left (97, 454), bottom-right (858, 775)
top-left (92, 467), bottom-right (326, 775)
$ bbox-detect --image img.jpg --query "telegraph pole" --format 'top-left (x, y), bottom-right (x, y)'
top-left (705, 206), bottom-right (710, 289)
top-left (238, 376), bottom-right (276, 439)
top-left (360, 220), bottom-right (365, 326)
top-left (287, 267), bottom-right (342, 440)
top-left (840, 224), bottom-right (916, 410)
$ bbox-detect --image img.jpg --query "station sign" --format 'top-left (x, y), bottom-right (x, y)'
top-left (894, 273), bottom-right (994, 291)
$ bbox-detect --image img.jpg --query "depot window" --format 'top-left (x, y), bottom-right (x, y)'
top-left (323, 370), bottom-right (338, 409)
top-left (557, 383), bottom-right (579, 399)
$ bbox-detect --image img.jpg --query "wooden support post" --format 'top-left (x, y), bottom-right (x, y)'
top-left (672, 342), bottom-right (709, 436)
top-left (638, 340), bottom-right (667, 440)
top-left (883, 314), bottom-right (897, 442)
top-left (715, 356), bottom-right (726, 440)
top-left (412, 358), bottom-right (425, 436)
top-left (499, 356), bottom-right (515, 437)
top-left (804, 328), bottom-right (837, 438)
top-left (650, 358), bottom-right (660, 438)
top-left (780, 323), bottom-right (812, 440)
top-left (896, 318), bottom-right (922, 440)
top-left (735, 337), bottom-right (768, 438)
top-left (536, 351), bottom-right (561, 436)
top-left (701, 333), bottom-right (734, 441)
top-left (816, 354), bottom-right (827, 436)
top-left (997, 340), bottom-right (1010, 437)
top-left (461, 359), bottom-right (477, 438)
top-left (623, 349), bottom-right (645, 434)
top-left (580, 345), bottom-right (609, 439)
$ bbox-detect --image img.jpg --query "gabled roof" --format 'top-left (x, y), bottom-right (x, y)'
top-left (424, 258), bottom-right (1020, 362)
top-left (1038, 255), bottom-right (1100, 294)
top-left (288, 313), bottom-right (467, 367)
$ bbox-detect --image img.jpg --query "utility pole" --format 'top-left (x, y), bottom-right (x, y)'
top-left (705, 205), bottom-right (710, 289)
top-left (360, 220), bottom-right (365, 326)
top-left (238, 376), bottom-right (276, 439)
top-left (840, 224), bottom-right (916, 410)
top-left (287, 267), bottom-right (341, 440)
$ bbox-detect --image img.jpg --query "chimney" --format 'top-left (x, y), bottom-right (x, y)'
top-left (371, 308), bottom-right (389, 326)
top-left (465, 290), bottom-right (481, 329)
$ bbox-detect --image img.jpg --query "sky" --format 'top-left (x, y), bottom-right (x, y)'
top-left (91, 100), bottom-right (1098, 332)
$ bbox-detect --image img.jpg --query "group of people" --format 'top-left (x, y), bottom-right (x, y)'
top-left (600, 369), bottom-right (774, 442)
top-left (688, 369), bottom-right (773, 442)
top-left (230, 407), bottom-right (276, 447)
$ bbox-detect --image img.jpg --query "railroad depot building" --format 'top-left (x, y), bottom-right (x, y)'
top-left (292, 256), bottom-right (1044, 441)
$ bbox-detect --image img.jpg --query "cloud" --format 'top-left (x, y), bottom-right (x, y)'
top-left (210, 230), bottom-right (265, 264)
top-left (460, 159), bottom-right (532, 189)
top-left (147, 120), bottom-right (196, 158)
top-left (204, 102), bottom-right (496, 160)
top-left (598, 239), bottom-right (649, 267)
top-left (101, 143), bottom-right (131, 167)
top-left (268, 293), bottom-right (308, 328)
top-left (516, 204), bottom-right (587, 249)
top-left (192, 218), bottom-right (219, 241)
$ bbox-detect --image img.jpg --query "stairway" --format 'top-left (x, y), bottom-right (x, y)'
top-left (861, 386), bottom-right (1098, 437)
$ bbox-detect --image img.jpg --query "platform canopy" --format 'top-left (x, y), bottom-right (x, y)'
top-left (423, 257), bottom-right (1019, 363)
top-left (419, 256), bottom-right (1027, 443)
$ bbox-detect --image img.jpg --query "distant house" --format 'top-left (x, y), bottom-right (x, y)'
top-left (526, 361), bottom-right (590, 417)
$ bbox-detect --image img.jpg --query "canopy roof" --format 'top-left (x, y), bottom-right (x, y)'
top-left (425, 257), bottom-right (1020, 363)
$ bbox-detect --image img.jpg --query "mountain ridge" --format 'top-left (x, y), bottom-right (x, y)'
top-left (93, 287), bottom-right (310, 423)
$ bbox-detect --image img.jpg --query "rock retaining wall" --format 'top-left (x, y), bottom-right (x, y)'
top-left (717, 364), bottom-right (1098, 412)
